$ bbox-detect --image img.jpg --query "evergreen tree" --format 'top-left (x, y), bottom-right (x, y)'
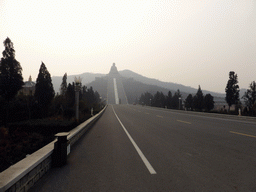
top-left (171, 89), bottom-right (181, 109)
top-left (139, 93), bottom-right (145, 105)
top-left (87, 86), bottom-right (96, 105)
top-left (225, 71), bottom-right (240, 111)
top-left (94, 91), bottom-right (101, 104)
top-left (242, 81), bottom-right (256, 115)
top-left (60, 73), bottom-right (67, 95)
top-left (34, 62), bottom-right (55, 117)
top-left (152, 91), bottom-right (165, 108)
top-left (204, 94), bottom-right (214, 111)
top-left (160, 92), bottom-right (166, 108)
top-left (193, 85), bottom-right (204, 111)
top-left (66, 83), bottom-right (75, 108)
top-left (166, 91), bottom-right (172, 109)
top-left (145, 92), bottom-right (154, 106)
top-left (0, 37), bottom-right (23, 101)
top-left (0, 37), bottom-right (24, 125)
top-left (139, 92), bottom-right (153, 106)
top-left (185, 94), bottom-right (193, 110)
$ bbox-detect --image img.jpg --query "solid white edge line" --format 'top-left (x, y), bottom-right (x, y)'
top-left (112, 105), bottom-right (157, 175)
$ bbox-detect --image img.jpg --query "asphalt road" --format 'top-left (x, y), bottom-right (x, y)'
top-left (30, 105), bottom-right (256, 191)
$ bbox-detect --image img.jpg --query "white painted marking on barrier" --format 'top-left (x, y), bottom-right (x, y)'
top-left (113, 78), bottom-right (119, 104)
top-left (67, 144), bottom-right (70, 155)
top-left (112, 105), bottom-right (157, 174)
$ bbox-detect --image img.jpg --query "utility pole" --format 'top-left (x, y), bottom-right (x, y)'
top-left (74, 77), bottom-right (82, 122)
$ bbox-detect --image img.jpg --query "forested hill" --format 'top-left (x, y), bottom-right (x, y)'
top-left (119, 70), bottom-right (225, 98)
top-left (51, 70), bottom-right (226, 98)
top-left (87, 76), bottom-right (184, 104)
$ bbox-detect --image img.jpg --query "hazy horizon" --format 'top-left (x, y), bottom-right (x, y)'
top-left (1, 1), bottom-right (255, 93)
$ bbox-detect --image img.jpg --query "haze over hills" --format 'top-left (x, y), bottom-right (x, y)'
top-left (51, 70), bottom-right (226, 98)
top-left (119, 70), bottom-right (227, 98)
top-left (51, 72), bottom-right (105, 93)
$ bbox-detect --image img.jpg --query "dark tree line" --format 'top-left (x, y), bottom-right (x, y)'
top-left (242, 81), bottom-right (256, 116)
top-left (184, 86), bottom-right (214, 112)
top-left (139, 86), bottom-right (215, 112)
top-left (53, 73), bottom-right (102, 120)
top-left (0, 37), bottom-right (102, 125)
top-left (139, 89), bottom-right (183, 109)
top-left (224, 71), bottom-right (256, 116)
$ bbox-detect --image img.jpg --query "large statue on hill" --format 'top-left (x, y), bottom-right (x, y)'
top-left (109, 63), bottom-right (119, 75)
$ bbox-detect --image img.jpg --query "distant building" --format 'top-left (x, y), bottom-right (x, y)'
top-left (19, 76), bottom-right (36, 96)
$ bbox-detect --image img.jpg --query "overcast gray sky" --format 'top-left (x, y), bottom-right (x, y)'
top-left (1, 0), bottom-right (255, 93)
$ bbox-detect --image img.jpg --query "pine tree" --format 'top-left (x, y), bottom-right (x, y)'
top-left (193, 85), bottom-right (204, 111)
top-left (66, 83), bottom-right (75, 108)
top-left (242, 81), bottom-right (256, 115)
top-left (225, 71), bottom-right (240, 111)
top-left (0, 37), bottom-right (24, 125)
top-left (185, 94), bottom-right (193, 110)
top-left (0, 37), bottom-right (23, 101)
top-left (204, 94), bottom-right (214, 111)
top-left (60, 73), bottom-right (67, 95)
top-left (171, 89), bottom-right (181, 109)
top-left (139, 93), bottom-right (145, 105)
top-left (152, 91), bottom-right (164, 108)
top-left (166, 91), bottom-right (172, 109)
top-left (34, 62), bottom-right (55, 117)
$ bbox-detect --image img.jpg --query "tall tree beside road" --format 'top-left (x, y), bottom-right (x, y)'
top-left (204, 94), bottom-right (215, 112)
top-left (225, 71), bottom-right (240, 111)
top-left (152, 91), bottom-right (166, 108)
top-left (193, 85), bottom-right (204, 111)
top-left (35, 62), bottom-right (55, 117)
top-left (242, 81), bottom-right (256, 116)
top-left (0, 37), bottom-right (24, 125)
top-left (171, 89), bottom-right (181, 109)
top-left (185, 94), bottom-right (193, 110)
top-left (60, 73), bottom-right (67, 95)
top-left (139, 92), bottom-right (153, 106)
top-left (166, 91), bottom-right (172, 109)
top-left (0, 37), bottom-right (23, 102)
top-left (66, 83), bottom-right (75, 108)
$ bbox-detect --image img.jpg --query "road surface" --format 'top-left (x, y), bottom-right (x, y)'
top-left (30, 105), bottom-right (256, 191)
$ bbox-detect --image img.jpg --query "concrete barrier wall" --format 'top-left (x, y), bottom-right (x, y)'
top-left (0, 105), bottom-right (107, 192)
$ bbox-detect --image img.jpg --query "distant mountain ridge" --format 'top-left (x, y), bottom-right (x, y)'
top-left (119, 70), bottom-right (225, 98)
top-left (51, 72), bottom-right (105, 93)
top-left (51, 69), bottom-right (226, 98)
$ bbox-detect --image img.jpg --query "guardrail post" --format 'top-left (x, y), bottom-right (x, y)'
top-left (53, 132), bottom-right (70, 167)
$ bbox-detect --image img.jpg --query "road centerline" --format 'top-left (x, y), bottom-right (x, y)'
top-left (230, 131), bottom-right (256, 138)
top-left (156, 115), bottom-right (163, 118)
top-left (177, 120), bottom-right (191, 124)
top-left (112, 105), bottom-right (157, 175)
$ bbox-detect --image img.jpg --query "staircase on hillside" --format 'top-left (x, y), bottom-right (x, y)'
top-left (107, 63), bottom-right (128, 104)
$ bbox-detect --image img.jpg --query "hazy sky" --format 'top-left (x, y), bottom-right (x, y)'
top-left (1, 0), bottom-right (256, 93)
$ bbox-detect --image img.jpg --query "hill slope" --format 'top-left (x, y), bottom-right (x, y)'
top-left (51, 69), bottom-right (227, 100)
top-left (119, 70), bottom-right (225, 98)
